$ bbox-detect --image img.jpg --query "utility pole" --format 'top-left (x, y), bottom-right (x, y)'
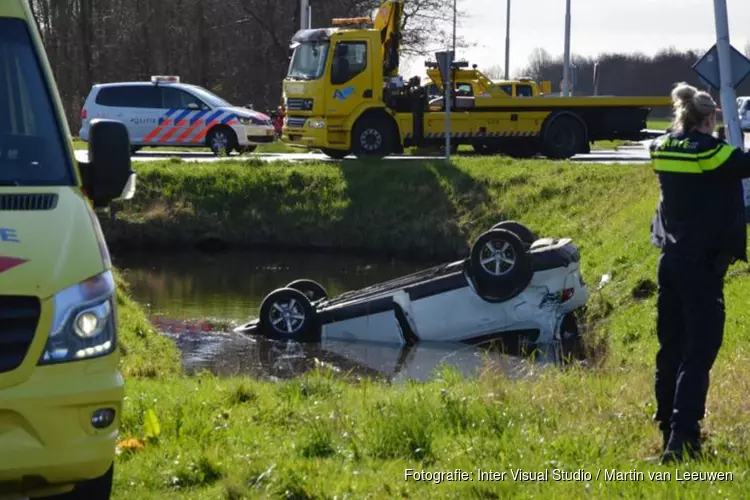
top-left (504, 0), bottom-right (511, 79)
top-left (452, 0), bottom-right (457, 53)
top-left (300, 0), bottom-right (310, 30)
top-left (713, 0), bottom-right (750, 213)
top-left (562, 0), bottom-right (571, 96)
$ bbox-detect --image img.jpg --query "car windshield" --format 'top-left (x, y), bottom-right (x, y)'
top-left (183, 85), bottom-right (232, 108)
top-left (287, 41), bottom-right (330, 81)
top-left (0, 19), bottom-right (73, 186)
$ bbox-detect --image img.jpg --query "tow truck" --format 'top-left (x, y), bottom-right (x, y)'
top-left (281, 0), bottom-right (672, 159)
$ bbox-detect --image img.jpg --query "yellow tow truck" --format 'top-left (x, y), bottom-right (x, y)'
top-left (281, 0), bottom-right (672, 159)
top-left (1, 1), bottom-right (136, 498)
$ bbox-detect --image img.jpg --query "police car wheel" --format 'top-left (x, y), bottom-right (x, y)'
top-left (470, 229), bottom-right (533, 298)
top-left (207, 126), bottom-right (237, 156)
top-left (259, 288), bottom-right (317, 340)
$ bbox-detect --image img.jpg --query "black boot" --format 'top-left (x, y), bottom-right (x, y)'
top-left (660, 428), bottom-right (702, 464)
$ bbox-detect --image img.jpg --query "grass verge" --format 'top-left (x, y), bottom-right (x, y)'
top-left (111, 156), bottom-right (750, 498)
top-left (115, 269), bottom-right (181, 378)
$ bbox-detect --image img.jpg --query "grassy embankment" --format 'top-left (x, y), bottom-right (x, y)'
top-left (110, 156), bottom-right (750, 499)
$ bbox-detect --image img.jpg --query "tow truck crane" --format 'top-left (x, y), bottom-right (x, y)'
top-left (281, 0), bottom-right (672, 159)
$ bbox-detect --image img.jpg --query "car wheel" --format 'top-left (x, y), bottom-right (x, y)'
top-left (321, 148), bottom-right (350, 160)
top-left (207, 126), bottom-right (237, 156)
top-left (491, 221), bottom-right (538, 246)
top-left (470, 229), bottom-right (533, 299)
top-left (541, 114), bottom-right (586, 159)
top-left (286, 279), bottom-right (328, 302)
top-left (258, 287), bottom-right (316, 340)
top-left (351, 116), bottom-right (394, 158)
top-left (44, 463), bottom-right (113, 499)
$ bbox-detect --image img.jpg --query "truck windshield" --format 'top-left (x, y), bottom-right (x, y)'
top-left (0, 19), bottom-right (73, 186)
top-left (287, 42), bottom-right (330, 81)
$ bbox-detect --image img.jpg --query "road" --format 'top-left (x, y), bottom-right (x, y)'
top-left (72, 133), bottom-right (750, 165)
top-left (73, 144), bottom-right (654, 165)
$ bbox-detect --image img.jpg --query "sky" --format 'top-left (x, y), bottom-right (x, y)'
top-left (400, 0), bottom-right (750, 78)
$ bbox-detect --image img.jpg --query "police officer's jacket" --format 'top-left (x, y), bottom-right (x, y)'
top-left (650, 129), bottom-right (750, 262)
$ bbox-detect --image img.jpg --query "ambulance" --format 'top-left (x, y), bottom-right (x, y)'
top-left (1, 0), bottom-right (135, 497)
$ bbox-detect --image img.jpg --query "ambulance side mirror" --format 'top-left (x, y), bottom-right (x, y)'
top-left (79, 119), bottom-right (136, 208)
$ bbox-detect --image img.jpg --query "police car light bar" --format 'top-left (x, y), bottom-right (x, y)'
top-left (151, 75), bottom-right (180, 83)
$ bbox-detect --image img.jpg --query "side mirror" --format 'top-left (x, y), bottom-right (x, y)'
top-left (79, 119), bottom-right (136, 208)
top-left (187, 103), bottom-right (200, 110)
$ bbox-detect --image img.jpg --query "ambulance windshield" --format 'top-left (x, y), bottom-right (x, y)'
top-left (287, 42), bottom-right (330, 81)
top-left (0, 19), bottom-right (74, 186)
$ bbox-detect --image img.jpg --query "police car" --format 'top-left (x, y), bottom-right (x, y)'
top-left (79, 76), bottom-right (276, 156)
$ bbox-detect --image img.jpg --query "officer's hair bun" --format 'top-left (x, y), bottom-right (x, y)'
top-left (671, 82), bottom-right (717, 133)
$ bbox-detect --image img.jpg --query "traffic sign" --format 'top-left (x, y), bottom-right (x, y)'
top-left (692, 43), bottom-right (750, 90)
top-left (435, 50), bottom-right (455, 83)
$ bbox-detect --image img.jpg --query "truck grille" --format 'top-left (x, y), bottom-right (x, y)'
top-left (0, 296), bottom-right (41, 374)
top-left (286, 116), bottom-right (308, 128)
top-left (0, 193), bottom-right (58, 211)
top-left (286, 98), bottom-right (313, 111)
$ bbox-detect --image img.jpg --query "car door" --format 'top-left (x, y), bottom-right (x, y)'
top-left (325, 40), bottom-right (373, 120)
top-left (119, 85), bottom-right (163, 145)
top-left (158, 86), bottom-right (212, 146)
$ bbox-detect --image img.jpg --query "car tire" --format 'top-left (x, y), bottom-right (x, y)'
top-left (470, 229), bottom-right (533, 300)
top-left (258, 287), bottom-right (317, 340)
top-left (207, 126), bottom-right (237, 156)
top-left (44, 463), bottom-right (113, 499)
top-left (286, 279), bottom-right (328, 302)
top-left (540, 114), bottom-right (586, 159)
top-left (321, 148), bottom-right (350, 160)
top-left (491, 221), bottom-right (538, 246)
top-left (351, 116), bottom-right (394, 158)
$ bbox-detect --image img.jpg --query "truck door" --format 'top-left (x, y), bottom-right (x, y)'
top-left (326, 40), bottom-right (373, 120)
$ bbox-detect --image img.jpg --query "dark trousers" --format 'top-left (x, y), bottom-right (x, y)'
top-left (654, 250), bottom-right (730, 435)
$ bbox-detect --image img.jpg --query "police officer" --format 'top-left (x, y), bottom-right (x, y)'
top-left (650, 82), bottom-right (750, 464)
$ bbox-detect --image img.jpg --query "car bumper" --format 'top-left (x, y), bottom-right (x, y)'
top-left (0, 356), bottom-right (123, 497)
top-left (237, 125), bottom-right (276, 145)
top-left (282, 125), bottom-right (327, 149)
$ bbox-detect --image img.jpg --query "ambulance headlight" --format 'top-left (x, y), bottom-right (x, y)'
top-left (39, 270), bottom-right (117, 365)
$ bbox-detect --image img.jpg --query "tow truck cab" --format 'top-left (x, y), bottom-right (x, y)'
top-left (1, 1), bottom-right (135, 498)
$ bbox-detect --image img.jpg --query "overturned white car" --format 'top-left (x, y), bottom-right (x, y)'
top-left (235, 221), bottom-right (589, 346)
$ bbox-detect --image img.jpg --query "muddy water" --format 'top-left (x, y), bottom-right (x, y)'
top-left (115, 251), bottom-right (583, 381)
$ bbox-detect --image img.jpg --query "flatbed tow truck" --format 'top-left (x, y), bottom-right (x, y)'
top-left (281, 0), bottom-right (672, 159)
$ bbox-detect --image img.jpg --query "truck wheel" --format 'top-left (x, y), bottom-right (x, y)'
top-left (541, 115), bottom-right (586, 159)
top-left (45, 463), bottom-right (113, 499)
top-left (286, 279), bottom-right (328, 302)
top-left (352, 116), bottom-right (394, 158)
top-left (321, 148), bottom-right (350, 160)
top-left (470, 229), bottom-right (533, 300)
top-left (491, 221), bottom-right (538, 246)
top-left (259, 288), bottom-right (316, 340)
top-left (207, 126), bottom-right (237, 156)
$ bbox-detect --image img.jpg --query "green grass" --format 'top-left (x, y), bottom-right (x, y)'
top-left (110, 157), bottom-right (750, 498)
top-left (115, 270), bottom-right (181, 378)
